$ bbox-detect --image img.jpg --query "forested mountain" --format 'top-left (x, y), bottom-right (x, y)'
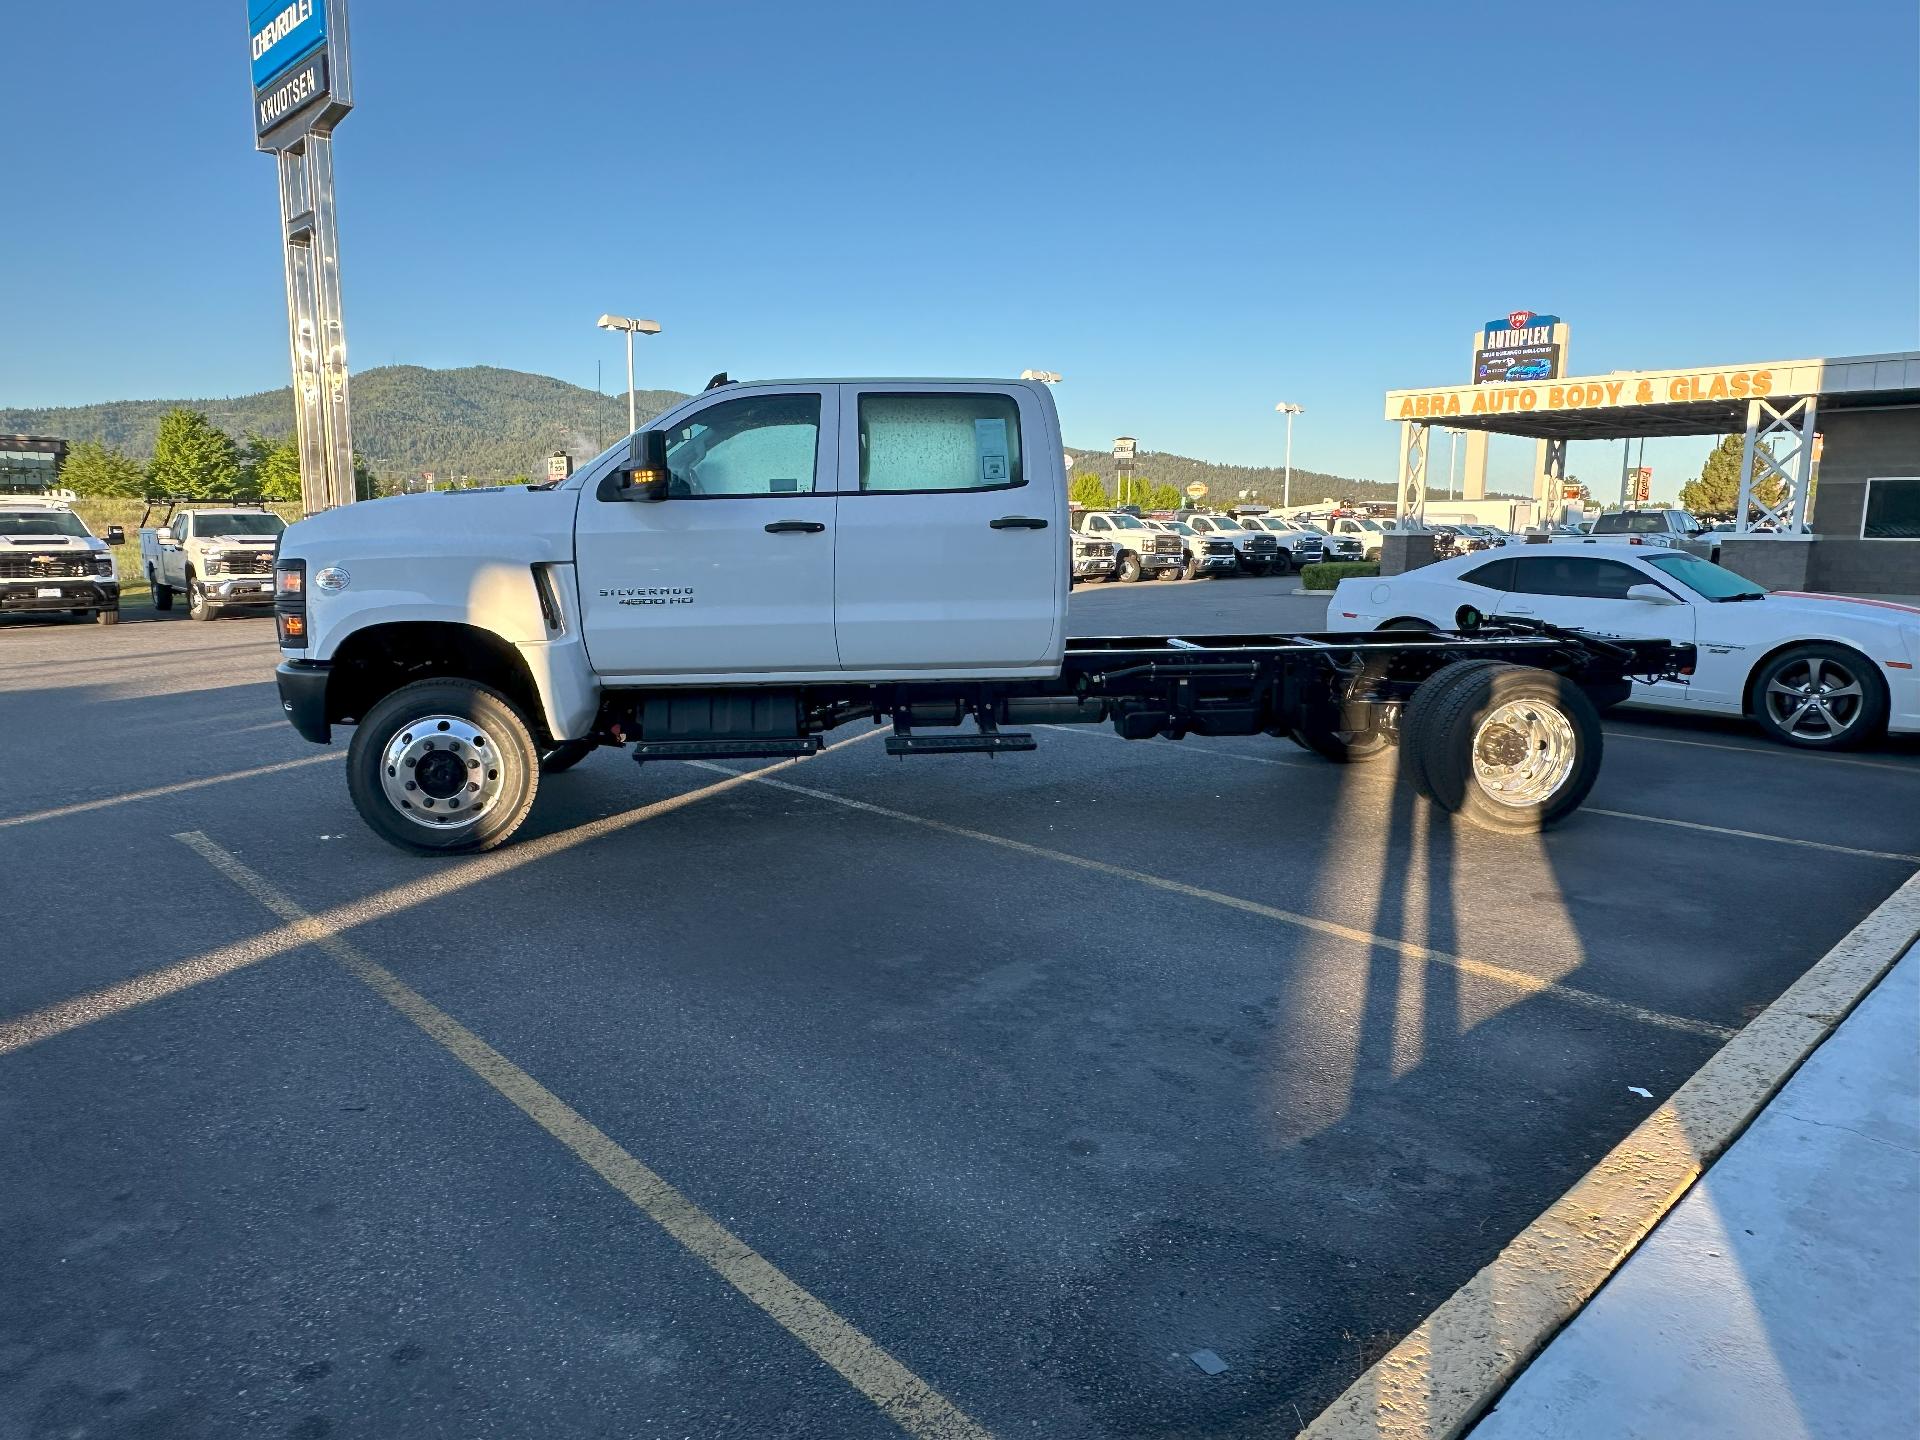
top-left (6, 365), bottom-right (1394, 498)
top-left (1, 367), bottom-right (687, 484)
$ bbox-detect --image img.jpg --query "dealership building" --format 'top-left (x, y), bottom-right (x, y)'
top-left (1384, 348), bottom-right (1920, 595)
top-left (0, 435), bottom-right (69, 495)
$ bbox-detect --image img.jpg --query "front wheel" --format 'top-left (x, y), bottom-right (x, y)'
top-left (538, 738), bottom-right (597, 774)
top-left (1286, 726), bottom-right (1393, 763)
top-left (346, 679), bottom-right (541, 854)
top-left (94, 608), bottom-right (120, 626)
top-left (1751, 644), bottom-right (1887, 750)
top-left (1116, 552), bottom-right (1144, 583)
top-left (1156, 564), bottom-right (1183, 581)
top-left (187, 577), bottom-right (217, 622)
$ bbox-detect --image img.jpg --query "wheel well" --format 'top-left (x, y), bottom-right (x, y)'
top-left (1381, 617), bottom-right (1433, 630)
top-left (325, 622), bottom-right (546, 737)
top-left (1741, 638), bottom-right (1878, 718)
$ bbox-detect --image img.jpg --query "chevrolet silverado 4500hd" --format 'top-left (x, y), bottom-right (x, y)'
top-left (271, 378), bottom-right (1687, 853)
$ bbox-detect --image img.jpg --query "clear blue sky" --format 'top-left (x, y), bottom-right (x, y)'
top-left (3, 1), bottom-right (1915, 496)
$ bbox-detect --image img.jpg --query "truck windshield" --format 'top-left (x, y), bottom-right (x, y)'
top-left (1594, 512), bottom-right (1669, 534)
top-left (193, 513), bottom-right (287, 538)
top-left (1644, 551), bottom-right (1767, 601)
top-left (1210, 516), bottom-right (1244, 531)
top-left (0, 511), bottom-right (90, 538)
top-left (1109, 514), bottom-right (1147, 530)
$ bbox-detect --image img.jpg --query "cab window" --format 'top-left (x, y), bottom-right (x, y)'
top-left (663, 394), bottom-right (820, 497)
top-left (859, 393), bottom-right (1023, 493)
top-left (1088, 515), bottom-right (1110, 531)
top-left (1509, 555), bottom-right (1645, 599)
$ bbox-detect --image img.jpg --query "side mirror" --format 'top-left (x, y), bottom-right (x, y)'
top-left (617, 430), bottom-right (671, 502)
top-left (104, 525), bottom-right (125, 545)
top-left (1626, 583), bottom-right (1681, 605)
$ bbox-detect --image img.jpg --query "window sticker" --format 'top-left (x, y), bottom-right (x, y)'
top-left (974, 418), bottom-right (1009, 485)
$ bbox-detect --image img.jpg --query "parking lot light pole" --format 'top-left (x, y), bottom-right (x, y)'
top-left (597, 314), bottom-right (662, 436)
top-left (1274, 403), bottom-right (1303, 509)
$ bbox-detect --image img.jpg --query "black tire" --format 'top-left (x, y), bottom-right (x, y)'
top-left (538, 738), bottom-right (596, 774)
top-left (1397, 659), bottom-right (1509, 801)
top-left (1116, 552), bottom-right (1144, 583)
top-left (1414, 663), bottom-right (1602, 833)
top-left (1272, 552), bottom-right (1294, 576)
top-left (94, 608), bottom-right (120, 626)
top-left (1287, 725), bottom-right (1393, 763)
top-left (150, 568), bottom-right (173, 611)
top-left (1380, 618), bottom-right (1433, 632)
top-left (1182, 557), bottom-right (1204, 581)
top-left (1156, 564), bottom-right (1184, 581)
top-left (1749, 643), bottom-right (1888, 750)
top-left (188, 576), bottom-right (217, 622)
top-left (347, 679), bottom-right (540, 854)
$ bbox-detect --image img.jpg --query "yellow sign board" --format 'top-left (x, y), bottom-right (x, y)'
top-left (1186, 482), bottom-right (1208, 498)
top-left (1389, 367), bottom-right (1779, 422)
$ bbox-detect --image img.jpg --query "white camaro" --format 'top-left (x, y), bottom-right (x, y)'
top-left (1325, 543), bottom-right (1920, 749)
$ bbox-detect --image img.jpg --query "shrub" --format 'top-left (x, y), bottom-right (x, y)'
top-left (1299, 561), bottom-right (1379, 590)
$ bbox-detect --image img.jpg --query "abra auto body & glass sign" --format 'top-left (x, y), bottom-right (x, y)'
top-left (1391, 367), bottom-right (1780, 421)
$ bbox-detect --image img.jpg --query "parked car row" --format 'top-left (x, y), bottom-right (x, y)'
top-left (1069, 505), bottom-right (1370, 582)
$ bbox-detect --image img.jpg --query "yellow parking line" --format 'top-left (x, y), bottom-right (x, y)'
top-left (0, 752), bottom-right (343, 829)
top-left (0, 734), bottom-right (877, 1057)
top-left (175, 831), bottom-right (990, 1440)
top-left (685, 764), bottom-right (1734, 1042)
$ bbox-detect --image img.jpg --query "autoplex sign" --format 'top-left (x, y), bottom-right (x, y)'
top-left (249, 0), bottom-right (325, 87)
top-left (1389, 367), bottom-right (1780, 421)
top-left (1474, 310), bottom-right (1563, 385)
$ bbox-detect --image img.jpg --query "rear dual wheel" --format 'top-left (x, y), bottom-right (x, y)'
top-left (1399, 662), bottom-right (1602, 833)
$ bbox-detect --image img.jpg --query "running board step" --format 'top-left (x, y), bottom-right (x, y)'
top-left (631, 737), bottom-right (823, 763)
top-left (885, 732), bottom-right (1036, 756)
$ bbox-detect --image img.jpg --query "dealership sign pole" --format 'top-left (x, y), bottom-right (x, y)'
top-left (249, 0), bottom-right (356, 514)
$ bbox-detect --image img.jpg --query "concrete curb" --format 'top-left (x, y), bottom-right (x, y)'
top-left (1297, 868), bottom-right (1920, 1440)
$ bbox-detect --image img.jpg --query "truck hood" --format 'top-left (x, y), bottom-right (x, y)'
top-left (0, 534), bottom-right (105, 553)
top-left (280, 487), bottom-right (582, 565)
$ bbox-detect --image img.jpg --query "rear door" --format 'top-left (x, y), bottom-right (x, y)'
top-left (833, 384), bottom-right (1064, 671)
top-left (1492, 554), bottom-right (1703, 707)
top-left (574, 386), bottom-right (840, 679)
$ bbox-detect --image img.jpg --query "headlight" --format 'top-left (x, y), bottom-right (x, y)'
top-left (94, 556), bottom-right (115, 576)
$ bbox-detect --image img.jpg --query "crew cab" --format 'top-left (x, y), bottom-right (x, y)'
top-left (1071, 507), bottom-right (1185, 581)
top-left (270, 377), bottom-right (1688, 853)
top-left (140, 502), bottom-right (288, 620)
top-left (1583, 508), bottom-right (1719, 561)
top-left (1170, 511), bottom-right (1284, 573)
top-left (0, 496), bottom-right (123, 624)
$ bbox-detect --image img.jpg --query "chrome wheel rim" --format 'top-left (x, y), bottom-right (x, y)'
top-left (379, 714), bottom-right (507, 831)
top-left (1471, 700), bottom-right (1578, 808)
top-left (1765, 657), bottom-right (1864, 739)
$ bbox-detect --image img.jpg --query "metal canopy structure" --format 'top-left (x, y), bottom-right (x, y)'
top-left (1383, 352), bottom-right (1920, 534)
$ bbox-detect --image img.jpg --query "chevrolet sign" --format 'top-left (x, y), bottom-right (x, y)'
top-left (249, 0), bottom-right (326, 88)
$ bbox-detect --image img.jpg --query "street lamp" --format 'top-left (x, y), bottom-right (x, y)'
top-left (1273, 403), bottom-right (1304, 510)
top-left (597, 313), bottom-right (663, 436)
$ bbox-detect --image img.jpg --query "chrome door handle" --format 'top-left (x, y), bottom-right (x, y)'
top-left (989, 516), bottom-right (1048, 530)
top-left (764, 520), bottom-right (825, 534)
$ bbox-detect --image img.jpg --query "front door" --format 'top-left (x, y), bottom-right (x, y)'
top-left (1492, 553), bottom-right (1702, 707)
top-left (833, 384), bottom-right (1064, 671)
top-left (575, 387), bottom-right (840, 679)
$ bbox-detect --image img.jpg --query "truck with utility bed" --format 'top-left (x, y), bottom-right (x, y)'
top-left (140, 501), bottom-right (288, 621)
top-left (269, 377), bottom-right (1688, 853)
top-left (0, 496), bottom-right (124, 624)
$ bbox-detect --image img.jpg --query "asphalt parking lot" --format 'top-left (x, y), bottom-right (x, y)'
top-left (5, 578), bottom-right (1918, 1439)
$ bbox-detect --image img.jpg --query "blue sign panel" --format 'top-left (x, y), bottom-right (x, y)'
top-left (249, 0), bottom-right (326, 89)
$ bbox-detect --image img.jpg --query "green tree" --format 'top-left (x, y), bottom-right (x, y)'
top-left (1678, 435), bottom-right (1784, 519)
top-left (1143, 482), bottom-right (1185, 512)
top-left (58, 439), bottom-right (145, 498)
top-left (1068, 472), bottom-right (1111, 508)
top-left (238, 433), bottom-right (303, 501)
top-left (148, 408), bottom-right (239, 500)
top-left (353, 453), bottom-right (382, 501)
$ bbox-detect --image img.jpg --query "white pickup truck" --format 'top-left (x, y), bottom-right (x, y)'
top-left (270, 377), bottom-right (1687, 852)
top-left (0, 496), bottom-right (124, 624)
top-left (1581, 508), bottom-right (1720, 561)
top-left (140, 503), bottom-right (288, 620)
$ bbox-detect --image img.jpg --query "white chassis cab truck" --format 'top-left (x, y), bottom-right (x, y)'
top-left (140, 501), bottom-right (288, 621)
top-left (269, 377), bottom-right (1688, 853)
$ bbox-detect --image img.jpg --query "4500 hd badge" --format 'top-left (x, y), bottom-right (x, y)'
top-left (601, 587), bottom-right (695, 607)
